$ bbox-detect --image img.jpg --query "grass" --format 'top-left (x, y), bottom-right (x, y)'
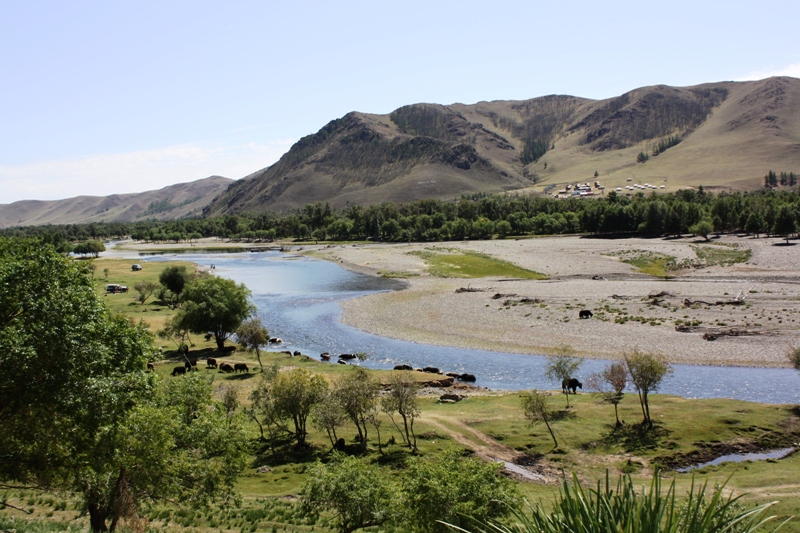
top-left (408, 249), bottom-right (547, 279)
top-left (604, 250), bottom-right (675, 278)
top-left (691, 243), bottom-right (752, 265)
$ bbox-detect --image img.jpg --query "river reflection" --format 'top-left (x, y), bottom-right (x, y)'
top-left (128, 249), bottom-right (800, 404)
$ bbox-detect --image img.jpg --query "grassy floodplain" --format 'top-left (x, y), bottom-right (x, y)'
top-left (4, 253), bottom-right (800, 532)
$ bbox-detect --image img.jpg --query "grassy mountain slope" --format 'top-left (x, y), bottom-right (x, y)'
top-left (0, 176), bottom-right (233, 228)
top-left (208, 77), bottom-right (800, 215)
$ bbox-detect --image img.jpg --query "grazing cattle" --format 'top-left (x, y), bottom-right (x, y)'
top-left (204, 333), bottom-right (214, 342)
top-left (422, 366), bottom-right (440, 374)
top-left (171, 366), bottom-right (187, 376)
top-left (223, 345), bottom-right (237, 354)
top-left (184, 359), bottom-right (198, 371)
top-left (320, 353), bottom-right (331, 361)
top-left (459, 373), bottom-right (477, 382)
top-left (218, 363), bottom-right (235, 373)
top-left (562, 378), bottom-right (582, 394)
top-left (338, 353), bottom-right (357, 360)
top-left (446, 372), bottom-right (461, 378)
top-left (394, 364), bottom-right (413, 371)
top-left (268, 337), bottom-right (282, 344)
top-left (338, 360), bottom-right (347, 365)
top-left (281, 350), bottom-right (292, 355)
top-left (234, 363), bottom-right (249, 373)
top-left (147, 362), bottom-right (155, 372)
top-left (206, 358), bottom-right (218, 369)
top-left (293, 351), bottom-right (301, 357)
top-left (579, 309), bottom-right (593, 319)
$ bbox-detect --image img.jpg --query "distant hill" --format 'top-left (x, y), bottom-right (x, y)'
top-left (0, 176), bottom-right (233, 228)
top-left (206, 77), bottom-right (800, 216)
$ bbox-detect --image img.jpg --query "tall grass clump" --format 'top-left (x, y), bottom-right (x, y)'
top-left (448, 472), bottom-right (789, 533)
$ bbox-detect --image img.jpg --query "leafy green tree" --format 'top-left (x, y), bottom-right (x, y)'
top-left (744, 212), bottom-right (764, 237)
top-left (637, 151), bottom-right (649, 163)
top-left (0, 239), bottom-right (249, 532)
top-left (302, 453), bottom-right (397, 533)
top-left (521, 390), bottom-right (558, 448)
top-left (625, 349), bottom-right (672, 428)
top-left (771, 205), bottom-right (796, 244)
top-left (331, 367), bottom-right (380, 451)
top-left (402, 448), bottom-right (520, 533)
top-left (381, 372), bottom-right (421, 450)
top-left (175, 275), bottom-right (255, 352)
top-left (311, 390), bottom-right (347, 448)
top-left (134, 280), bottom-right (159, 305)
top-left (689, 219), bottom-right (714, 241)
top-left (271, 368), bottom-right (328, 447)
top-left (236, 317), bottom-right (269, 370)
top-left (158, 265), bottom-right (191, 308)
top-left (587, 362), bottom-right (628, 428)
top-left (73, 240), bottom-right (106, 257)
top-left (545, 345), bottom-right (583, 408)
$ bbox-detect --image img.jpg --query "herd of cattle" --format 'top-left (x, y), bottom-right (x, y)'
top-left (146, 358), bottom-right (250, 376)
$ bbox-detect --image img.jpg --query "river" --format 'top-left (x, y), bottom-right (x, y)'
top-left (111, 247), bottom-right (800, 404)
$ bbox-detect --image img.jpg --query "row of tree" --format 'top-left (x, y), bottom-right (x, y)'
top-left (5, 188), bottom-right (800, 246)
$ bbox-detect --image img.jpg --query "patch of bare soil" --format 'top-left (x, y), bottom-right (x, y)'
top-left (423, 414), bottom-right (557, 482)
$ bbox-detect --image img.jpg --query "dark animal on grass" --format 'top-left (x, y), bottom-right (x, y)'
top-left (184, 359), bottom-right (198, 371)
top-left (338, 360), bottom-right (347, 365)
top-left (206, 357), bottom-right (218, 369)
top-left (422, 366), bottom-right (440, 374)
top-left (562, 378), bottom-right (582, 394)
top-left (219, 363), bottom-right (235, 373)
top-left (171, 366), bottom-right (187, 376)
top-left (268, 337), bottom-right (282, 344)
top-left (579, 309), bottom-right (593, 319)
top-left (394, 364), bottom-right (413, 371)
top-left (234, 363), bottom-right (249, 373)
top-left (459, 373), bottom-right (477, 382)
top-left (222, 345), bottom-right (236, 354)
top-left (320, 353), bottom-right (331, 361)
top-left (204, 333), bottom-right (213, 342)
top-left (338, 353), bottom-right (357, 360)
top-left (293, 351), bottom-right (301, 356)
top-left (146, 362), bottom-right (155, 372)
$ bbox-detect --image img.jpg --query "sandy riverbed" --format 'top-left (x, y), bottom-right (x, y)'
top-left (302, 235), bottom-right (800, 368)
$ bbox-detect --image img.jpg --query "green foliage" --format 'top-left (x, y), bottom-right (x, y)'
top-left (72, 240), bottom-right (105, 257)
top-left (410, 250), bottom-right (547, 279)
top-left (637, 151), bottom-right (650, 163)
top-left (236, 317), bottom-right (270, 370)
top-left (134, 280), bottom-right (159, 305)
top-left (652, 134), bottom-right (682, 156)
top-left (689, 219), bottom-right (714, 241)
top-left (301, 453), bottom-right (397, 533)
top-left (456, 472), bottom-right (788, 533)
top-left (521, 139), bottom-right (548, 165)
top-left (402, 448), bottom-right (520, 533)
top-left (625, 349), bottom-right (672, 428)
top-left (175, 275), bottom-right (255, 352)
top-left (521, 390), bottom-right (558, 448)
top-left (331, 367), bottom-right (380, 451)
top-left (545, 346), bottom-right (583, 408)
top-left (381, 372), bottom-right (421, 450)
top-left (158, 265), bottom-right (191, 308)
top-left (271, 368), bottom-right (328, 447)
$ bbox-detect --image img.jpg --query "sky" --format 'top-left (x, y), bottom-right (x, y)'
top-left (1, 0), bottom-right (799, 204)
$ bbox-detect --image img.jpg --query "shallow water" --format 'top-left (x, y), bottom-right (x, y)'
top-left (676, 447), bottom-right (795, 472)
top-left (127, 249), bottom-right (800, 404)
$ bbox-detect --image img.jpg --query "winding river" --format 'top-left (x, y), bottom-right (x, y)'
top-left (114, 248), bottom-right (800, 404)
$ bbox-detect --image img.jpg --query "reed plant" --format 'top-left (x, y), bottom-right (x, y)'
top-left (447, 472), bottom-right (790, 533)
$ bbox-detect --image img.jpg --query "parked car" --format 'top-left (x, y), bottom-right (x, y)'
top-left (131, 264), bottom-right (143, 271)
top-left (106, 284), bottom-right (129, 293)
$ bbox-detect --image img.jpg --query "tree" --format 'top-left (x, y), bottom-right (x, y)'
top-left (381, 372), bottom-right (421, 450)
top-left (311, 390), bottom-right (347, 448)
top-left (158, 265), bottom-right (191, 308)
top-left (771, 205), bottom-right (796, 244)
top-left (0, 239), bottom-right (249, 532)
top-left (302, 454), bottom-right (397, 533)
top-left (236, 317), bottom-right (269, 370)
top-left (271, 368), bottom-right (328, 447)
top-left (689, 219), bottom-right (714, 241)
top-left (624, 349), bottom-right (672, 428)
top-left (637, 151), bottom-right (649, 163)
top-left (402, 448), bottom-right (520, 533)
top-left (521, 390), bottom-right (558, 448)
top-left (134, 280), bottom-right (158, 305)
top-left (331, 367), bottom-right (380, 451)
top-left (157, 314), bottom-right (193, 354)
top-left (788, 346), bottom-right (800, 371)
top-left (587, 362), bottom-right (628, 428)
top-left (175, 275), bottom-right (255, 352)
top-left (73, 240), bottom-right (105, 257)
top-left (545, 345), bottom-right (583, 408)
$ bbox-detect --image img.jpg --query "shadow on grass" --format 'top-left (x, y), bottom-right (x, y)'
top-left (549, 409), bottom-right (579, 422)
top-left (598, 421), bottom-right (670, 453)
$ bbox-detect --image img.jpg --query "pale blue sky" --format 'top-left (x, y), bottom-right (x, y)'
top-left (2, 0), bottom-right (799, 203)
